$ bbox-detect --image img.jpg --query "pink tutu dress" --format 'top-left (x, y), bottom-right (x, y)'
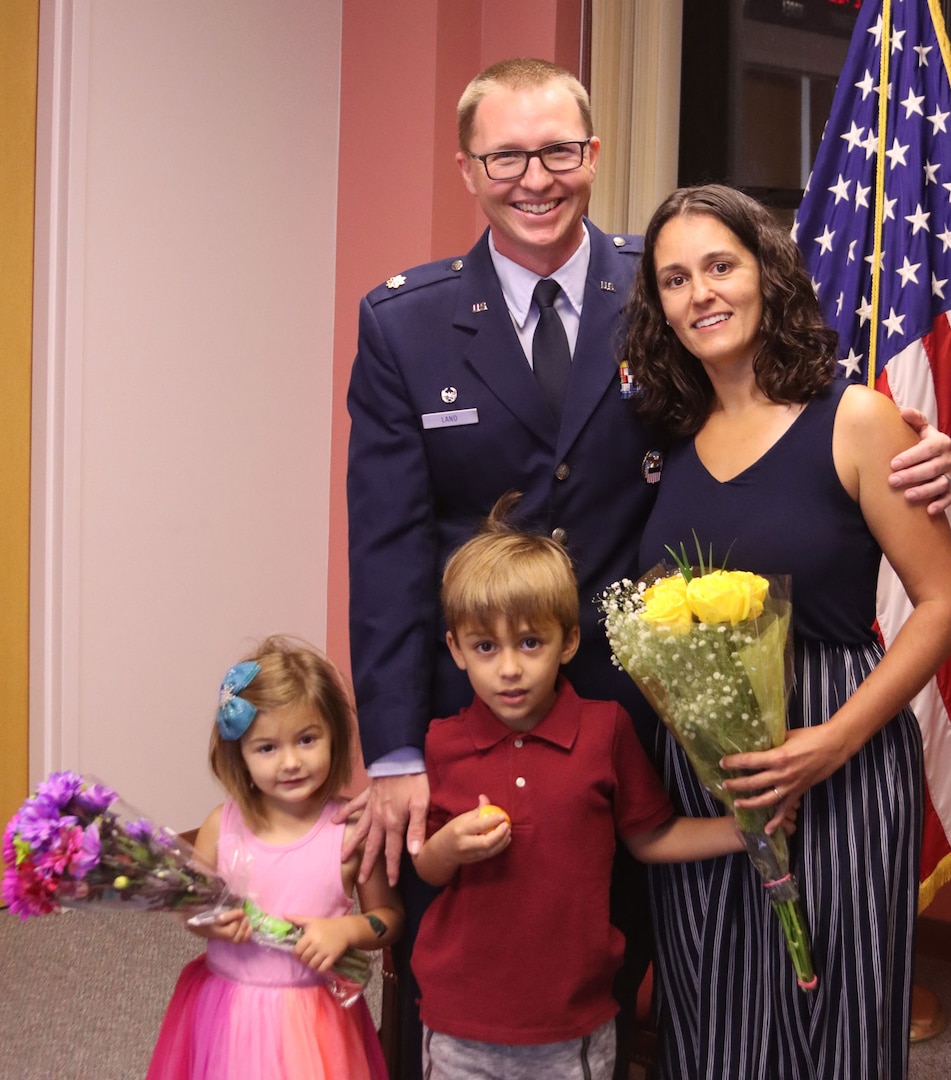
top-left (146, 799), bottom-right (388, 1080)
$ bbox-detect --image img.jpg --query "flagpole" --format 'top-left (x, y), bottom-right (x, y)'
top-left (884, 0), bottom-right (951, 1044)
top-left (868, 0), bottom-right (892, 387)
top-left (911, 0), bottom-right (951, 1047)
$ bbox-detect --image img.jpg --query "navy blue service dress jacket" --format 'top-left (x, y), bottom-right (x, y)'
top-left (347, 221), bottom-right (666, 765)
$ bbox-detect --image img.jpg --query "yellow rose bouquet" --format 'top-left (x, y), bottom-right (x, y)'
top-left (599, 546), bottom-right (817, 991)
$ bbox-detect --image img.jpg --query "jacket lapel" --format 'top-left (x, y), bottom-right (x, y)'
top-left (452, 233), bottom-right (556, 440)
top-left (557, 223), bottom-right (632, 455)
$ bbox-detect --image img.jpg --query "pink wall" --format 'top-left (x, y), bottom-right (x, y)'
top-left (328, 0), bottom-right (585, 710)
top-left (30, 0), bottom-right (345, 830)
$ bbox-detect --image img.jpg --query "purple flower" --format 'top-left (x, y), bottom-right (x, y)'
top-left (124, 818), bottom-right (155, 843)
top-left (2, 817), bottom-right (17, 865)
top-left (3, 771), bottom-right (232, 922)
top-left (35, 771), bottom-right (84, 810)
top-left (14, 800), bottom-right (79, 853)
top-left (73, 782), bottom-right (117, 815)
top-left (75, 820), bottom-right (102, 877)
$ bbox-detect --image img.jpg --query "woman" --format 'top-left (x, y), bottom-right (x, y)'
top-left (622, 184), bottom-right (951, 1079)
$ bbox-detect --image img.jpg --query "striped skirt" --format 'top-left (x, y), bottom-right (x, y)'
top-left (648, 638), bottom-right (923, 1080)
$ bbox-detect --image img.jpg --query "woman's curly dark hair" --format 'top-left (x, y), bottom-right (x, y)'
top-left (620, 184), bottom-right (838, 437)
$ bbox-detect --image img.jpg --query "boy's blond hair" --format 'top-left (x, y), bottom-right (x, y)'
top-left (441, 492), bottom-right (579, 637)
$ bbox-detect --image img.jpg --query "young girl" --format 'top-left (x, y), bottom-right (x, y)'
top-left (147, 636), bottom-right (403, 1080)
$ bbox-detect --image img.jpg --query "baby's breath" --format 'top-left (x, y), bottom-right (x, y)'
top-left (597, 568), bottom-right (791, 798)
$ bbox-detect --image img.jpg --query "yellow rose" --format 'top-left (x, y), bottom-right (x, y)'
top-left (686, 569), bottom-right (769, 624)
top-left (643, 573), bottom-right (687, 603)
top-left (640, 574), bottom-right (693, 634)
top-left (732, 570), bottom-right (769, 617)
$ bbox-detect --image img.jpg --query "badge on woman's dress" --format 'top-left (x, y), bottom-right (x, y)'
top-left (619, 360), bottom-right (635, 399)
top-left (641, 450), bottom-right (663, 484)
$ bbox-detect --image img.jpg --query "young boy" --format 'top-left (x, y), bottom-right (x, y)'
top-left (410, 495), bottom-right (782, 1079)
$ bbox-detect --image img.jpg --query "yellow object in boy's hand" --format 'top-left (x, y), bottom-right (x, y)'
top-left (477, 804), bottom-right (511, 828)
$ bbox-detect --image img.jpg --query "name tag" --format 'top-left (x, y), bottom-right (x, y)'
top-left (421, 408), bottom-right (479, 429)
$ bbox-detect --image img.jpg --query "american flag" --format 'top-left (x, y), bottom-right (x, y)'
top-left (794, 0), bottom-right (951, 908)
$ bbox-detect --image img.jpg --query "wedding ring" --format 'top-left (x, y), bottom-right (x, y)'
top-left (944, 473), bottom-right (951, 491)
top-left (773, 786), bottom-right (782, 801)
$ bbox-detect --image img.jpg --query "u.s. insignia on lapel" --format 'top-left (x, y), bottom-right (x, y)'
top-left (600, 281), bottom-right (616, 292)
top-left (386, 274), bottom-right (407, 290)
top-left (641, 450), bottom-right (663, 485)
top-left (472, 301), bottom-right (488, 313)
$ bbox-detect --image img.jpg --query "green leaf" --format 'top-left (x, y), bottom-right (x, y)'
top-left (664, 541), bottom-right (693, 580)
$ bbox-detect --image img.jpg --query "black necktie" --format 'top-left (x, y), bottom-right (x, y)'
top-left (532, 278), bottom-right (571, 419)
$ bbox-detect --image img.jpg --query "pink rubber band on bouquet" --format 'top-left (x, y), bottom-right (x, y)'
top-left (763, 873), bottom-right (791, 889)
top-left (797, 975), bottom-right (819, 990)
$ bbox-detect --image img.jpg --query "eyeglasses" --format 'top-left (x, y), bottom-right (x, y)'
top-left (468, 139), bottom-right (592, 181)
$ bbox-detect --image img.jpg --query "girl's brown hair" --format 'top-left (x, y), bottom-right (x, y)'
top-left (209, 635), bottom-right (353, 827)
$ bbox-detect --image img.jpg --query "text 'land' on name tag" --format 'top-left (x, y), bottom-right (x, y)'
top-left (421, 408), bottom-right (479, 430)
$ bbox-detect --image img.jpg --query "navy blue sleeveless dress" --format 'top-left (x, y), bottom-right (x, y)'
top-left (638, 380), bottom-right (922, 1080)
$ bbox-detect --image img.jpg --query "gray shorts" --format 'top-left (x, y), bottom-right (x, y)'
top-left (422, 1017), bottom-right (616, 1080)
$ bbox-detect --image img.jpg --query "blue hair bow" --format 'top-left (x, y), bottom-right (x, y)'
top-left (216, 661), bottom-right (261, 740)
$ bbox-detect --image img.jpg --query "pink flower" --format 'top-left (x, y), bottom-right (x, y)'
top-left (34, 823), bottom-right (87, 879)
top-left (1, 858), bottom-right (59, 919)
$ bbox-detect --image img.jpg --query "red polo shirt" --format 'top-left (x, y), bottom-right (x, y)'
top-left (412, 678), bottom-right (673, 1045)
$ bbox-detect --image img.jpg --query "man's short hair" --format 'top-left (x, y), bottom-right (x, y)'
top-left (457, 57), bottom-right (593, 151)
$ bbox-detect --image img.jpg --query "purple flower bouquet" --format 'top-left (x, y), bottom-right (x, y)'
top-left (2, 771), bottom-right (225, 918)
top-left (2, 771), bottom-right (370, 1006)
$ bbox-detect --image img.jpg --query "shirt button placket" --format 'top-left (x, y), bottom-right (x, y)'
top-left (511, 736), bottom-right (527, 816)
